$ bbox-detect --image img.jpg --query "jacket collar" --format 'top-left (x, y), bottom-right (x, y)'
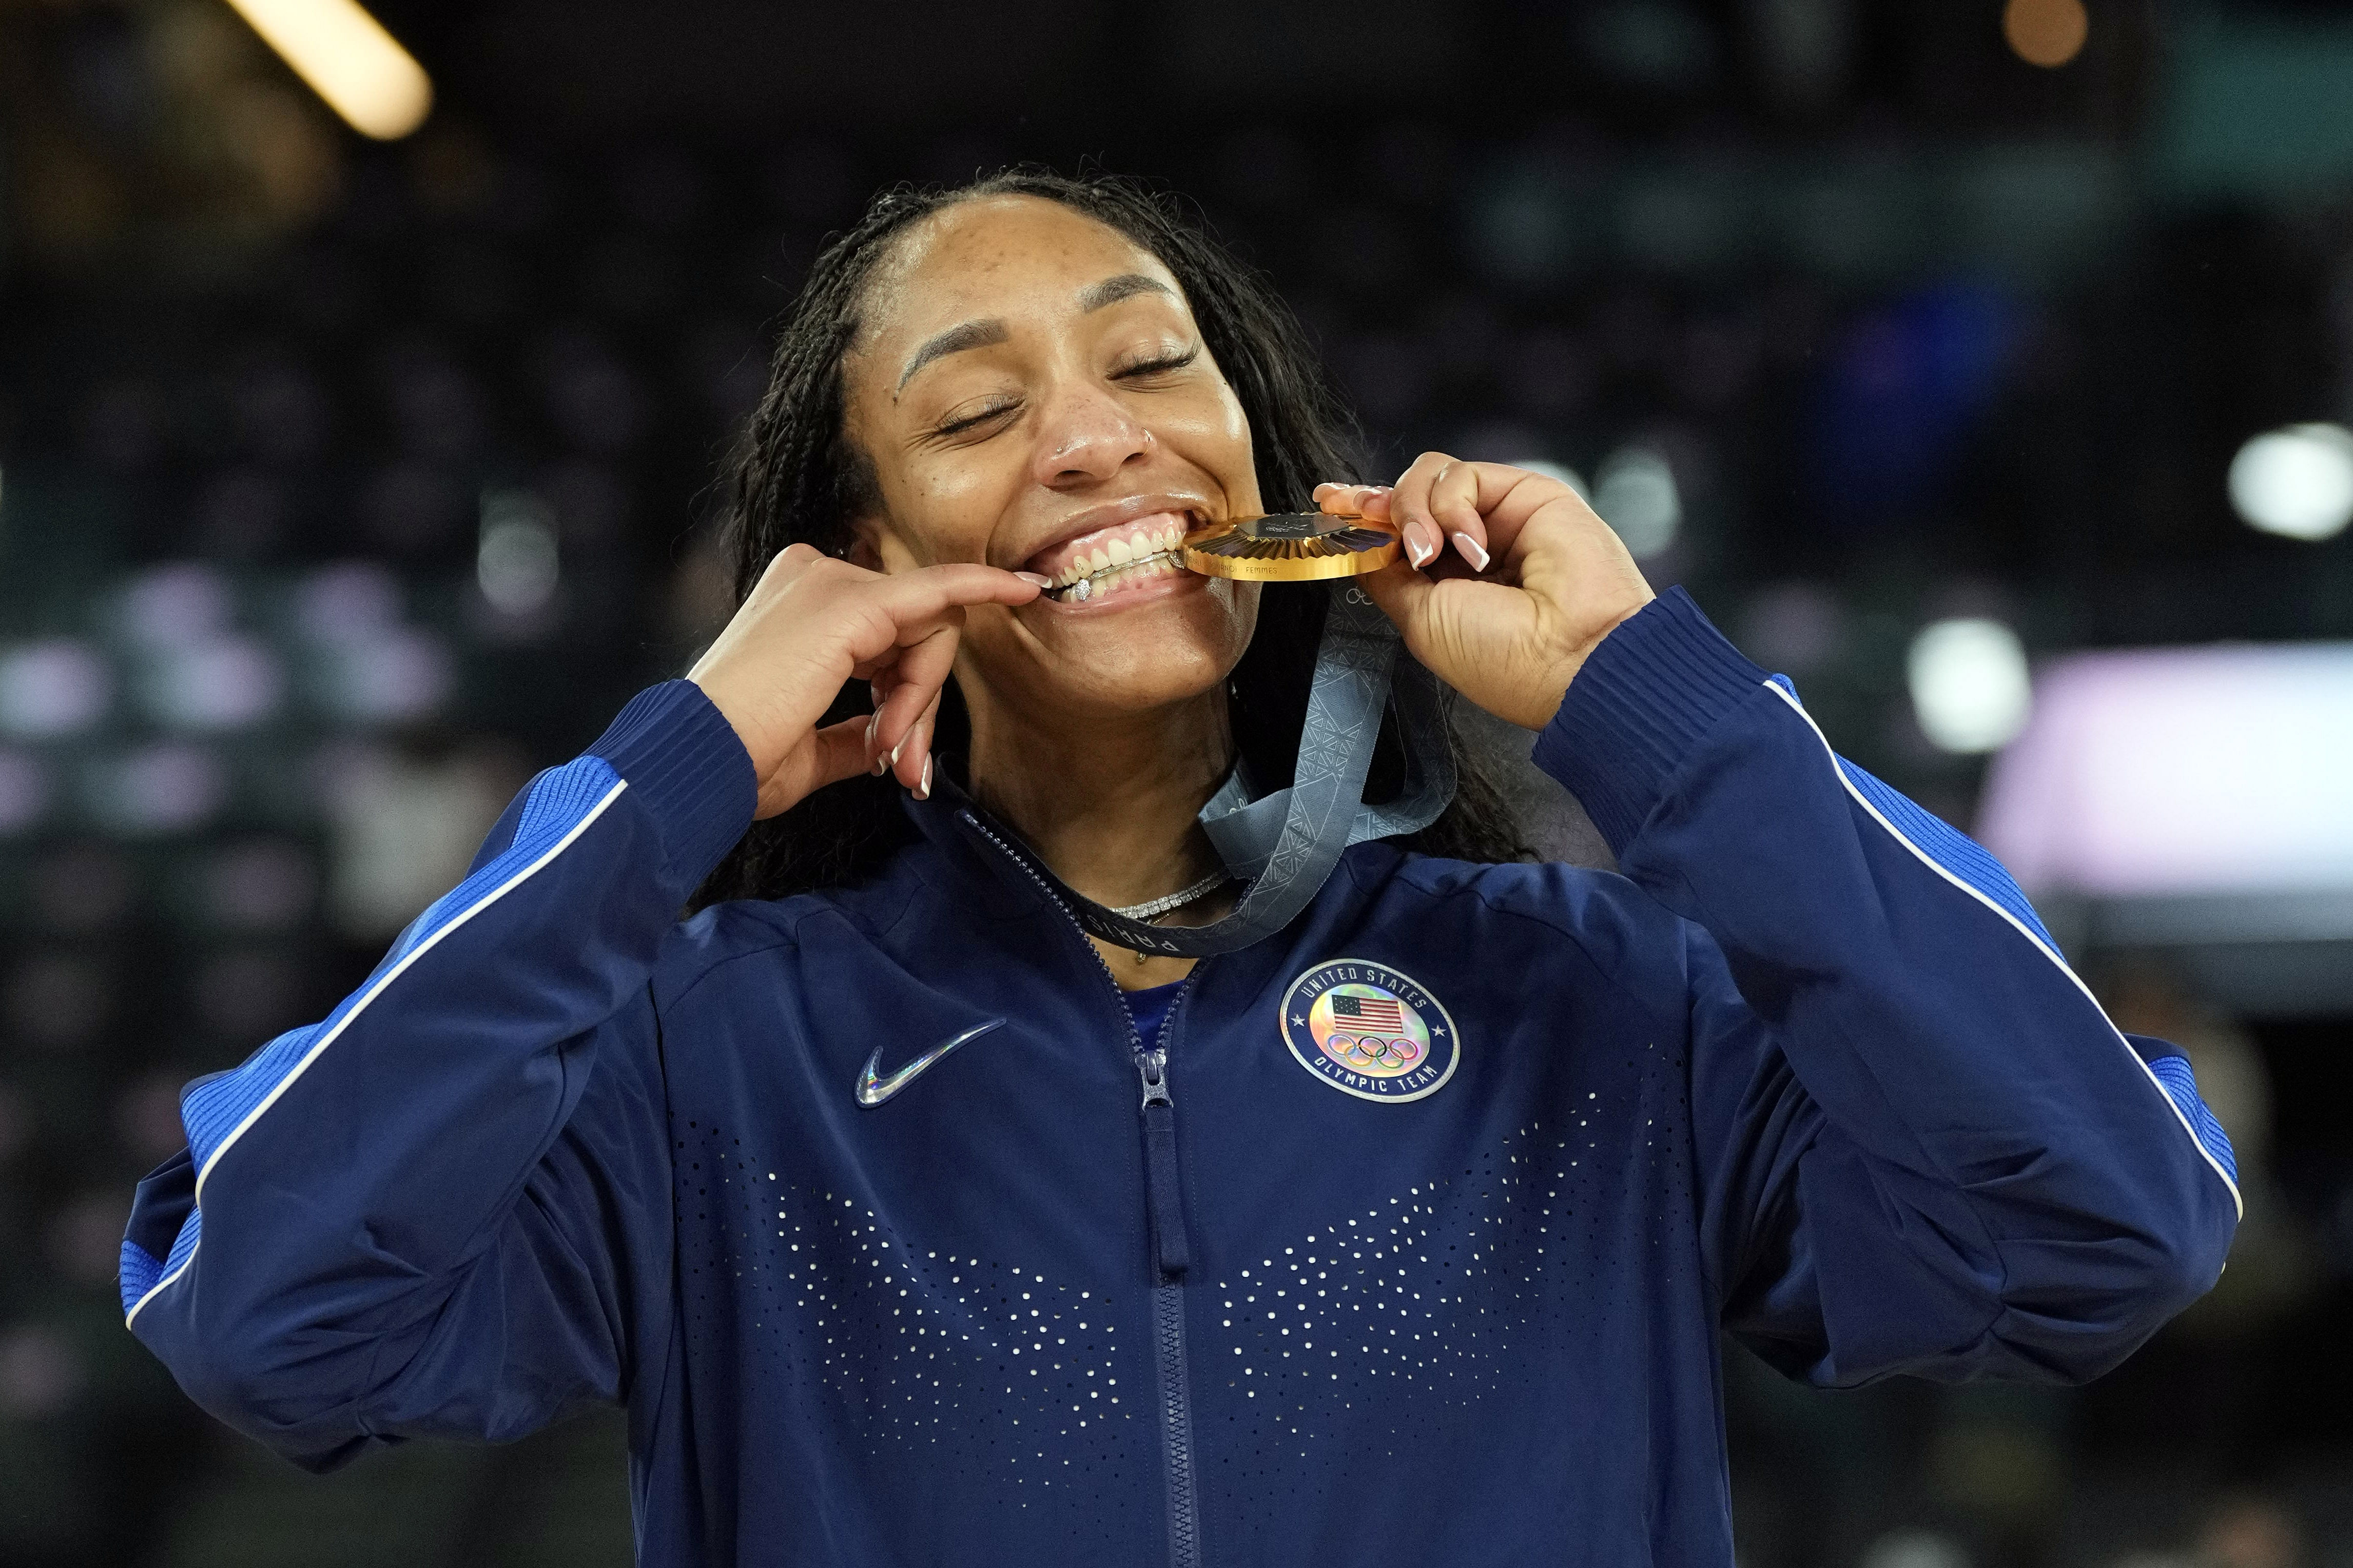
top-left (893, 759), bottom-right (1065, 923)
top-left (886, 756), bottom-right (1391, 962)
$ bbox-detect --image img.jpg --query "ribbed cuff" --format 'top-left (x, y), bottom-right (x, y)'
top-left (586, 680), bottom-right (759, 887)
top-left (1529, 587), bottom-right (1770, 853)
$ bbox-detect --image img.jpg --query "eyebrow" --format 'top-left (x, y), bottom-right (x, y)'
top-left (894, 273), bottom-right (1178, 395)
top-left (1076, 272), bottom-right (1174, 312)
top-left (896, 319), bottom-right (1010, 396)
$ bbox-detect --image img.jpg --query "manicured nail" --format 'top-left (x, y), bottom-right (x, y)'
top-left (1452, 532), bottom-right (1491, 572)
top-left (1407, 529), bottom-right (1436, 570)
top-left (1014, 570), bottom-right (1053, 587)
top-left (889, 732), bottom-right (908, 768)
top-left (916, 754), bottom-right (933, 799)
top-left (866, 711), bottom-right (879, 748)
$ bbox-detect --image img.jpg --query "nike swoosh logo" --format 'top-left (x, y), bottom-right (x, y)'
top-left (855, 1020), bottom-right (1006, 1108)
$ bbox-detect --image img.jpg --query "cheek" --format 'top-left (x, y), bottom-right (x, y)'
top-left (1209, 392), bottom-right (1262, 512)
top-left (1228, 580), bottom-right (1262, 649)
top-left (874, 459), bottom-right (1017, 569)
top-left (1157, 387), bottom-right (1262, 513)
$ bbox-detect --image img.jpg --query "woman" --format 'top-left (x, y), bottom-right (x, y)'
top-left (122, 171), bottom-right (2239, 1567)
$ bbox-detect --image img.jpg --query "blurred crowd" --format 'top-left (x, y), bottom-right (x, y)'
top-left (3, 2), bottom-right (2351, 1565)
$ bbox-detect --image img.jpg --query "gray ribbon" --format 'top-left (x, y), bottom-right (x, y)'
top-left (957, 582), bottom-right (1456, 956)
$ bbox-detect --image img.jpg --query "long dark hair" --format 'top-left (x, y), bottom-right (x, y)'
top-left (693, 169), bottom-right (1528, 909)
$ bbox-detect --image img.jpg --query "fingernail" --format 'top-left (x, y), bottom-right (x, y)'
top-left (1407, 531), bottom-right (1435, 570)
top-left (916, 754), bottom-right (933, 800)
top-left (1014, 570), bottom-right (1052, 587)
top-left (889, 732), bottom-right (908, 768)
top-left (1452, 532), bottom-right (1490, 572)
top-left (866, 711), bottom-right (879, 748)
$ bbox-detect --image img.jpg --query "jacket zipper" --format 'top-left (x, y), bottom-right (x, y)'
top-left (960, 813), bottom-right (1207, 1568)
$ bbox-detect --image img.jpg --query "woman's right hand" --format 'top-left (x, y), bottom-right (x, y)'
top-left (687, 543), bottom-right (1046, 819)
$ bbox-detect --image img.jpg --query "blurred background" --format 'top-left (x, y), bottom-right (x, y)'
top-left (2, 0), bottom-right (2350, 1563)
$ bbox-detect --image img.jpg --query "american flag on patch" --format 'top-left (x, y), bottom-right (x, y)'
top-left (1331, 993), bottom-right (1405, 1031)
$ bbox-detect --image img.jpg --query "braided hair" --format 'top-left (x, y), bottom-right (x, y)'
top-left (693, 168), bottom-right (1528, 909)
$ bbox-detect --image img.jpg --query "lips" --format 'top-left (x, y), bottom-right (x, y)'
top-left (1021, 506), bottom-right (1208, 605)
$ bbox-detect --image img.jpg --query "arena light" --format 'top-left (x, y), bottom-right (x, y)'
top-left (88, 744), bottom-right (229, 835)
top-left (478, 491), bottom-right (559, 615)
top-left (1591, 447), bottom-right (1681, 558)
top-left (1907, 618), bottom-right (2031, 754)
top-left (1978, 642), bottom-right (2353, 896)
top-left (0, 641), bottom-right (113, 740)
top-left (221, 0), bottom-right (433, 141)
top-left (140, 638), bottom-right (286, 733)
top-left (2004, 0), bottom-right (2087, 68)
top-left (2227, 423), bottom-right (2353, 542)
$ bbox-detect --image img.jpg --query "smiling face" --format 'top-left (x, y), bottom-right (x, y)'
top-left (841, 194), bottom-right (1264, 727)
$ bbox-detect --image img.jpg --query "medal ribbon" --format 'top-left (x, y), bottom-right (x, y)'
top-left (949, 583), bottom-right (1456, 956)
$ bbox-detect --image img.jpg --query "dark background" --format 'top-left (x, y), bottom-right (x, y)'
top-left (2, 1), bottom-right (2350, 1564)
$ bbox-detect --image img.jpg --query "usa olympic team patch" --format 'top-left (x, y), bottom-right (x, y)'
top-left (1279, 958), bottom-right (1459, 1103)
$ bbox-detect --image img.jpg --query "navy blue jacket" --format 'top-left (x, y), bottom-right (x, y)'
top-left (121, 591), bottom-right (2240, 1566)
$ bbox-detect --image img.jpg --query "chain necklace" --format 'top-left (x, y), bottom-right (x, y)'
top-left (1111, 869), bottom-right (1233, 964)
top-left (1110, 869), bottom-right (1232, 922)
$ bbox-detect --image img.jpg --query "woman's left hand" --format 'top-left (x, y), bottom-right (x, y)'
top-left (1313, 455), bottom-right (1656, 730)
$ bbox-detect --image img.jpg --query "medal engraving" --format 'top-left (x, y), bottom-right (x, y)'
top-left (1180, 512), bottom-right (1403, 581)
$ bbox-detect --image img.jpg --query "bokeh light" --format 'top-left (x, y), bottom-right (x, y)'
top-left (0, 641), bottom-right (113, 741)
top-left (222, 0), bottom-right (433, 140)
top-left (479, 491), bottom-right (561, 615)
top-left (2003, 0), bottom-right (2088, 69)
top-left (1591, 447), bottom-right (1681, 558)
top-left (2228, 423), bottom-right (2353, 542)
top-left (1907, 618), bottom-right (2033, 754)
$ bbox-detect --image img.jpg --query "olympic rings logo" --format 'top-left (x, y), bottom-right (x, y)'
top-left (1323, 1033), bottom-right (1425, 1072)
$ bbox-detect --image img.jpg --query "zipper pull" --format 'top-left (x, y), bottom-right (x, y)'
top-left (1135, 1047), bottom-right (1189, 1280)
top-left (1137, 1047), bottom-right (1173, 1109)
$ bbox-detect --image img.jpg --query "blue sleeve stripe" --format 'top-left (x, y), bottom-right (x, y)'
top-left (1758, 679), bottom-right (2245, 1220)
top-left (123, 1205), bottom-right (203, 1325)
top-left (2144, 1053), bottom-right (2240, 1185)
top-left (1831, 757), bottom-right (2058, 949)
top-left (121, 760), bottom-right (630, 1329)
top-left (183, 757), bottom-right (626, 1206)
top-left (119, 1239), bottom-right (163, 1316)
top-left (182, 757), bottom-right (625, 1204)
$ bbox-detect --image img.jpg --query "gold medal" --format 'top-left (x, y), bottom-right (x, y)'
top-left (1180, 513), bottom-right (1402, 582)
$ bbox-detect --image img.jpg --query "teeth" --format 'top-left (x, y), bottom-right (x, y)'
top-left (1035, 516), bottom-right (1204, 591)
top-left (1046, 547), bottom-right (1189, 602)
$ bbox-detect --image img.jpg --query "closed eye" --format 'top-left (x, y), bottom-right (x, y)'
top-left (923, 345), bottom-right (1199, 443)
top-left (1113, 345), bottom-right (1200, 381)
top-left (928, 399), bottom-right (1020, 440)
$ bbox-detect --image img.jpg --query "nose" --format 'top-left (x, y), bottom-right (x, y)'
top-left (1028, 378), bottom-right (1154, 490)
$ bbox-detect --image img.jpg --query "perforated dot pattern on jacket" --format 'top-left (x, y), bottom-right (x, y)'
top-left (671, 1121), bottom-right (1151, 1553)
top-left (1205, 1039), bottom-right (1697, 1530)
